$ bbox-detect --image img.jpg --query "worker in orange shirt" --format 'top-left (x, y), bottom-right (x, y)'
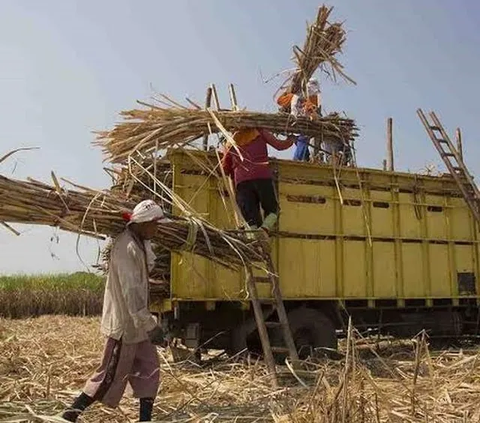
top-left (277, 78), bottom-right (322, 162)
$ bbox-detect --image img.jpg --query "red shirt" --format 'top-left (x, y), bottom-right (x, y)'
top-left (221, 129), bottom-right (293, 186)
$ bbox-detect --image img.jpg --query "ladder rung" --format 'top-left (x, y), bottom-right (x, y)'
top-left (441, 152), bottom-right (456, 158)
top-left (453, 167), bottom-right (463, 172)
top-left (435, 138), bottom-right (448, 144)
top-left (265, 321), bottom-right (282, 328)
top-left (271, 346), bottom-right (290, 354)
top-left (259, 299), bottom-right (276, 305)
top-left (430, 126), bottom-right (442, 131)
top-left (253, 276), bottom-right (272, 283)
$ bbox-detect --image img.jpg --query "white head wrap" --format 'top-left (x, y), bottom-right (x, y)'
top-left (307, 78), bottom-right (320, 95)
top-left (128, 200), bottom-right (169, 225)
top-left (127, 200), bottom-right (169, 272)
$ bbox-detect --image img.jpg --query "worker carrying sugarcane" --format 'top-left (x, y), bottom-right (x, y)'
top-left (277, 78), bottom-right (322, 162)
top-left (277, 77), bottom-right (322, 117)
top-left (221, 128), bottom-right (294, 249)
top-left (61, 200), bottom-right (169, 423)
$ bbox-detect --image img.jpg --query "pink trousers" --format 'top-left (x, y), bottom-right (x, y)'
top-left (83, 337), bottom-right (160, 408)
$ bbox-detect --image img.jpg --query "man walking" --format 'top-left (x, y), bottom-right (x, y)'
top-left (61, 200), bottom-right (168, 422)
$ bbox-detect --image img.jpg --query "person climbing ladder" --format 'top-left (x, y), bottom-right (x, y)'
top-left (221, 128), bottom-right (294, 249)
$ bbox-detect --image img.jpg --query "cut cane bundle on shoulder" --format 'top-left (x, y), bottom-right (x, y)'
top-left (0, 174), bottom-right (264, 270)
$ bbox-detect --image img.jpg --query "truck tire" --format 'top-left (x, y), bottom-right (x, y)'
top-left (272, 307), bottom-right (337, 361)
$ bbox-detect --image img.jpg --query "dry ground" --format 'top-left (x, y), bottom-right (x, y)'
top-left (1, 316), bottom-right (480, 422)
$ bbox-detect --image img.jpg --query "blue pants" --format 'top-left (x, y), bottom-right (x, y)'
top-left (293, 135), bottom-right (310, 161)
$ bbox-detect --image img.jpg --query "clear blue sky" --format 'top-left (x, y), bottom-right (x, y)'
top-left (1, 0), bottom-right (479, 274)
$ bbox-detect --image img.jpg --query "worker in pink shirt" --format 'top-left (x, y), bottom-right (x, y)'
top-left (221, 128), bottom-right (294, 247)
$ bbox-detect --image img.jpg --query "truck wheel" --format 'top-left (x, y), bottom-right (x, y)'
top-left (272, 307), bottom-right (337, 361)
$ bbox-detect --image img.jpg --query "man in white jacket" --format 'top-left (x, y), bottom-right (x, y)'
top-left (62, 199), bottom-right (169, 422)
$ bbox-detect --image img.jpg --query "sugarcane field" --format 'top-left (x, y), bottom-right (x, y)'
top-left (2, 2), bottom-right (480, 422)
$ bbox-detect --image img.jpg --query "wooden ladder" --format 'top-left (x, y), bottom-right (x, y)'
top-left (246, 253), bottom-right (299, 387)
top-left (417, 109), bottom-right (480, 224)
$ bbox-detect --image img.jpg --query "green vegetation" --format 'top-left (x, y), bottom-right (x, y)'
top-left (0, 272), bottom-right (104, 318)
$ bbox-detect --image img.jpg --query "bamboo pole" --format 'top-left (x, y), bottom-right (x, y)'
top-left (456, 128), bottom-right (463, 161)
top-left (387, 117), bottom-right (394, 171)
top-left (202, 87), bottom-right (213, 151)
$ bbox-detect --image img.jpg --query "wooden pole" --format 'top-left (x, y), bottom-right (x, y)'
top-left (387, 118), bottom-right (394, 171)
top-left (202, 87), bottom-right (213, 151)
top-left (229, 84), bottom-right (238, 110)
top-left (456, 128), bottom-right (463, 161)
top-left (382, 159), bottom-right (387, 171)
top-left (211, 84), bottom-right (220, 110)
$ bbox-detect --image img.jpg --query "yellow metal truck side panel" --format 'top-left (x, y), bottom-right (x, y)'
top-left (370, 191), bottom-right (394, 237)
top-left (402, 244), bottom-right (425, 297)
top-left (167, 150), bottom-right (480, 303)
top-left (429, 244), bottom-right (451, 297)
top-left (399, 193), bottom-right (422, 238)
top-left (343, 241), bottom-right (367, 297)
top-left (451, 197), bottom-right (472, 240)
top-left (425, 195), bottom-right (447, 239)
top-left (214, 263), bottom-right (243, 299)
top-left (455, 245), bottom-right (475, 275)
top-left (342, 188), bottom-right (365, 236)
top-left (373, 242), bottom-right (396, 298)
top-left (278, 239), bottom-right (336, 298)
top-left (172, 252), bottom-right (245, 299)
top-left (278, 183), bottom-right (334, 234)
top-left (171, 162), bottom-right (245, 299)
top-left (171, 253), bottom-right (209, 299)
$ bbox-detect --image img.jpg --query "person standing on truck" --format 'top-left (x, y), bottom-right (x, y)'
top-left (277, 77), bottom-right (322, 117)
top-left (277, 77), bottom-right (322, 162)
top-left (292, 135), bottom-right (311, 162)
top-left (61, 199), bottom-right (169, 423)
top-left (221, 128), bottom-right (294, 249)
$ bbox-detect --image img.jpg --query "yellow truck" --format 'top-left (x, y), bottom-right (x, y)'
top-left (153, 149), bottom-right (479, 357)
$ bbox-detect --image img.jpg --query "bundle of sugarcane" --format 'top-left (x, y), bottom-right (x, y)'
top-left (95, 107), bottom-right (357, 164)
top-left (282, 5), bottom-right (355, 95)
top-left (110, 158), bottom-right (173, 201)
top-left (0, 174), bottom-right (264, 268)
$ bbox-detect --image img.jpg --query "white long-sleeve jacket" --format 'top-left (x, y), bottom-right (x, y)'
top-left (100, 229), bottom-right (157, 344)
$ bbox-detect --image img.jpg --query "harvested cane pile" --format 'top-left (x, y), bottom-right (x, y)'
top-left (3, 316), bottom-right (480, 422)
top-left (95, 108), bottom-right (357, 164)
top-left (0, 174), bottom-right (264, 270)
top-left (282, 5), bottom-right (355, 96)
